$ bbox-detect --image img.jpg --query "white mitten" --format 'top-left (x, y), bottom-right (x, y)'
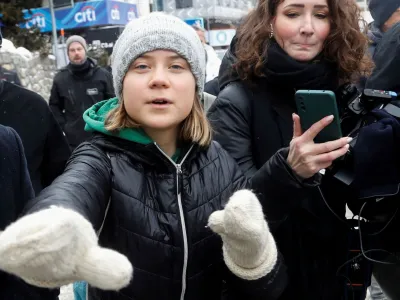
top-left (208, 190), bottom-right (277, 280)
top-left (0, 206), bottom-right (133, 290)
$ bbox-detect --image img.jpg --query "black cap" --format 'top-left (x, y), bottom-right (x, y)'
top-left (368, 0), bottom-right (400, 29)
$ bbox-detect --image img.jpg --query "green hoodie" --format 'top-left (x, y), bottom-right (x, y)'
top-left (83, 98), bottom-right (181, 161)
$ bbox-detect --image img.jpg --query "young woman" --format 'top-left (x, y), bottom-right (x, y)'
top-left (208, 0), bottom-right (373, 299)
top-left (0, 13), bottom-right (286, 300)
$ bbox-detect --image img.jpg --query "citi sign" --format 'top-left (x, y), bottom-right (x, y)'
top-left (127, 8), bottom-right (136, 21)
top-left (74, 6), bottom-right (96, 23)
top-left (26, 13), bottom-right (46, 29)
top-left (110, 5), bottom-right (120, 20)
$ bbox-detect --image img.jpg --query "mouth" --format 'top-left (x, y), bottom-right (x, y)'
top-left (295, 43), bottom-right (314, 48)
top-left (148, 98), bottom-right (172, 107)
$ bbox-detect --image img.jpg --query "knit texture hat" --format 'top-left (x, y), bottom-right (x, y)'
top-left (369, 0), bottom-right (400, 29)
top-left (66, 35), bottom-right (88, 52)
top-left (111, 12), bottom-right (206, 100)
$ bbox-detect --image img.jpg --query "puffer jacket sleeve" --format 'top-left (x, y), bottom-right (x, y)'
top-left (207, 84), bottom-right (320, 224)
top-left (23, 141), bottom-right (112, 231)
top-left (216, 145), bottom-right (287, 300)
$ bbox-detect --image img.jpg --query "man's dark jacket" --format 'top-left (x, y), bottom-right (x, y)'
top-left (49, 58), bottom-right (114, 149)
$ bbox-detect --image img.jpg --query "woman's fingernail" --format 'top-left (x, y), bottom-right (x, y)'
top-left (347, 137), bottom-right (353, 143)
top-left (326, 115), bottom-right (334, 121)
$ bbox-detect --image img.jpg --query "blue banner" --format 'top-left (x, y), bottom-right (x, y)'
top-left (20, 0), bottom-right (138, 32)
top-left (59, 1), bottom-right (108, 30)
top-left (107, 1), bottom-right (138, 25)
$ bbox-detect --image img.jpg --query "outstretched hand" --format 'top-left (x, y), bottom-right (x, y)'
top-left (0, 206), bottom-right (133, 290)
top-left (208, 190), bottom-right (277, 280)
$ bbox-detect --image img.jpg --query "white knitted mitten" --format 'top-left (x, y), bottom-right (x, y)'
top-left (208, 190), bottom-right (277, 280)
top-left (0, 206), bottom-right (133, 290)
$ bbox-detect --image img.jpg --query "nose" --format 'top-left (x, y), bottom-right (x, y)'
top-left (149, 67), bottom-right (170, 88)
top-left (300, 15), bottom-right (315, 36)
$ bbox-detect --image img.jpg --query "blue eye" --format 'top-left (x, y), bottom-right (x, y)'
top-left (135, 64), bottom-right (148, 69)
top-left (171, 65), bottom-right (184, 70)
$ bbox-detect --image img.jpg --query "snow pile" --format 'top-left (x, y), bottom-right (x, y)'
top-left (16, 47), bottom-right (33, 60)
top-left (0, 38), bottom-right (57, 101)
top-left (0, 38), bottom-right (17, 53)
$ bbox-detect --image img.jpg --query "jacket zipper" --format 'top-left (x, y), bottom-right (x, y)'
top-left (86, 145), bottom-right (193, 300)
top-left (68, 89), bottom-right (76, 108)
top-left (155, 143), bottom-right (193, 300)
top-left (86, 156), bottom-right (113, 300)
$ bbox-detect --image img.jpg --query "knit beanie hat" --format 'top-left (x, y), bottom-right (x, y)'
top-left (111, 12), bottom-right (206, 100)
top-left (369, 0), bottom-right (400, 29)
top-left (66, 35), bottom-right (88, 52)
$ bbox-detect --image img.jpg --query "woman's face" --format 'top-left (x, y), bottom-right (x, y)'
top-left (122, 50), bottom-right (196, 134)
top-left (272, 0), bottom-right (331, 62)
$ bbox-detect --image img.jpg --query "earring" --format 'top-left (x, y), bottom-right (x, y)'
top-left (270, 23), bottom-right (274, 38)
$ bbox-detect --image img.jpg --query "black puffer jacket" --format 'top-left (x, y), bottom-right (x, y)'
top-left (208, 40), bottom-right (368, 299)
top-left (24, 133), bottom-right (287, 300)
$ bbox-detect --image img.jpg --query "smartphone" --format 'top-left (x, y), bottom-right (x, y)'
top-left (295, 90), bottom-right (342, 143)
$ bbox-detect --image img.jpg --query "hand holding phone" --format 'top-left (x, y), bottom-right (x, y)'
top-left (287, 114), bottom-right (352, 179)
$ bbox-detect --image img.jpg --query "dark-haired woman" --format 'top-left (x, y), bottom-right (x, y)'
top-left (208, 0), bottom-right (373, 299)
